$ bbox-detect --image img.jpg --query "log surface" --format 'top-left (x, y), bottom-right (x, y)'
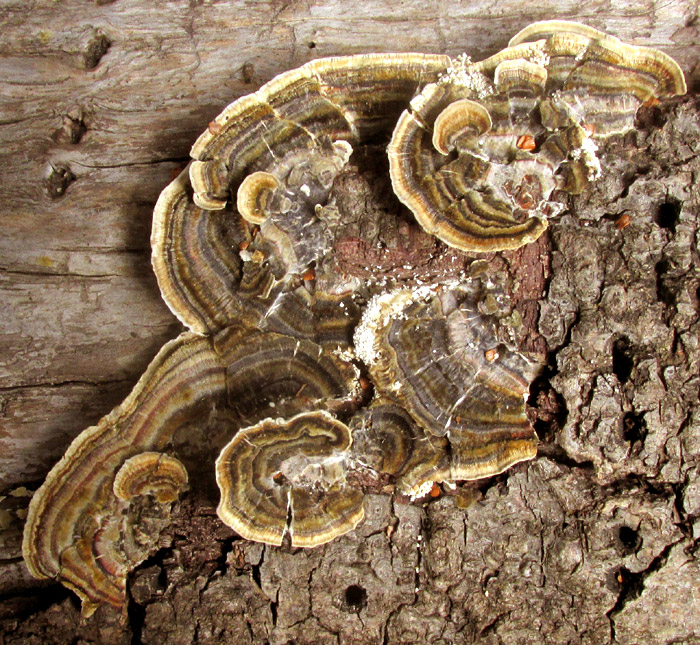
top-left (1, 1), bottom-right (699, 643)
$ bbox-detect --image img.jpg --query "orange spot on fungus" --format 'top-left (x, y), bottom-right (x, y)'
top-left (208, 120), bottom-right (223, 135)
top-left (516, 134), bottom-right (536, 151)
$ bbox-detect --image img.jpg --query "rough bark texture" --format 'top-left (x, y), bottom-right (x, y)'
top-left (1, 1), bottom-right (699, 643)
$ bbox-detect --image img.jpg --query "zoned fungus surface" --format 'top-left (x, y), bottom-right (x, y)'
top-left (22, 21), bottom-right (685, 615)
top-left (216, 411), bottom-right (363, 548)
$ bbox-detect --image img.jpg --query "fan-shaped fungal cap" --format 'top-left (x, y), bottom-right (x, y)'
top-left (236, 170), bottom-right (280, 225)
top-left (22, 334), bottom-right (226, 615)
top-left (508, 20), bottom-right (687, 98)
top-left (493, 58), bottom-right (548, 95)
top-left (188, 53), bottom-right (450, 211)
top-left (190, 158), bottom-right (230, 210)
top-left (354, 287), bottom-right (539, 481)
top-left (214, 326), bottom-right (360, 422)
top-left (113, 452), bottom-right (189, 504)
top-left (152, 167), bottom-right (264, 334)
top-left (216, 410), bottom-right (364, 547)
top-left (432, 98), bottom-right (492, 155)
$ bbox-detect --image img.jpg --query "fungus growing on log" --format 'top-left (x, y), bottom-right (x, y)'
top-left (353, 287), bottom-right (540, 493)
top-left (22, 335), bottom-right (227, 615)
top-left (388, 21), bottom-right (686, 251)
top-left (23, 21), bottom-right (685, 615)
top-left (216, 411), bottom-right (364, 547)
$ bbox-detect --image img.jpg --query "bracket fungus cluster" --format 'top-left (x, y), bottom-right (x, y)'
top-left (23, 21), bottom-right (685, 614)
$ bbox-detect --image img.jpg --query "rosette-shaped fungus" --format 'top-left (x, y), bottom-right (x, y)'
top-left (216, 411), bottom-right (363, 547)
top-left (388, 21), bottom-right (686, 251)
top-left (22, 21), bottom-right (686, 616)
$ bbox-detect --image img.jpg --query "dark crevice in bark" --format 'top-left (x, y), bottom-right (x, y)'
top-left (607, 538), bottom-right (682, 635)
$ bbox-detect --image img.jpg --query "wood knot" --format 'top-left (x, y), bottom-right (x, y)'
top-left (83, 29), bottom-right (111, 69)
top-left (46, 163), bottom-right (76, 199)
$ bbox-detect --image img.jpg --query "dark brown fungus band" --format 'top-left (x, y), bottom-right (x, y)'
top-left (22, 334), bottom-right (227, 615)
top-left (216, 411), bottom-right (364, 547)
top-left (213, 326), bottom-right (361, 424)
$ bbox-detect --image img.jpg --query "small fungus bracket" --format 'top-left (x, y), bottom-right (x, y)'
top-left (216, 410), bottom-right (364, 547)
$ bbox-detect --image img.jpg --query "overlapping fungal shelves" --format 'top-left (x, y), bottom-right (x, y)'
top-left (23, 21), bottom-right (686, 615)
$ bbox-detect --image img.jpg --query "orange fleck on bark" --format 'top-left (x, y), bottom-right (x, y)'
top-left (615, 213), bottom-right (631, 230)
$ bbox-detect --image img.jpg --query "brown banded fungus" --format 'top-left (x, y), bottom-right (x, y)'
top-left (388, 21), bottom-right (686, 251)
top-left (113, 452), bottom-right (189, 504)
top-left (353, 287), bottom-right (540, 494)
top-left (213, 326), bottom-right (362, 423)
top-left (23, 21), bottom-right (686, 615)
top-left (22, 335), bottom-right (227, 614)
top-left (216, 411), bottom-right (363, 547)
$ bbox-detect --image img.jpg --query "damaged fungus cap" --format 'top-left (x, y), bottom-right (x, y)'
top-left (388, 83), bottom-right (549, 252)
top-left (354, 288), bottom-right (539, 482)
top-left (216, 410), bottom-right (364, 547)
top-left (349, 402), bottom-right (450, 495)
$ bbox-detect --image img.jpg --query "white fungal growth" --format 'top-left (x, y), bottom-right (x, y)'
top-left (521, 42), bottom-right (550, 68)
top-left (571, 136), bottom-right (602, 179)
top-left (408, 480), bottom-right (435, 501)
top-left (353, 286), bottom-right (438, 367)
top-left (440, 53), bottom-right (494, 99)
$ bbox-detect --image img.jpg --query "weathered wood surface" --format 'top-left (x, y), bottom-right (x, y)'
top-left (1, 1), bottom-right (699, 643)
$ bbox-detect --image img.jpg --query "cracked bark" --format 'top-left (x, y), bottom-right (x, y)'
top-left (1, 1), bottom-right (699, 643)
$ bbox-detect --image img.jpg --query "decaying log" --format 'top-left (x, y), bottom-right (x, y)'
top-left (1, 2), bottom-right (699, 642)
